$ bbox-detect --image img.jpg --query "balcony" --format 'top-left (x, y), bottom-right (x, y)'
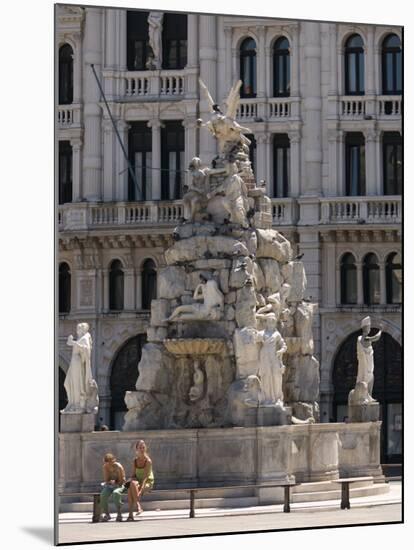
top-left (57, 104), bottom-right (82, 128)
top-left (121, 70), bottom-right (186, 100)
top-left (271, 198), bottom-right (298, 225)
top-left (339, 95), bottom-right (402, 120)
top-left (320, 196), bottom-right (401, 224)
top-left (377, 96), bottom-right (402, 118)
top-left (58, 200), bottom-right (184, 231)
top-left (236, 97), bottom-right (298, 122)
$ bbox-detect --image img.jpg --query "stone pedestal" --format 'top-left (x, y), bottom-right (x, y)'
top-left (349, 402), bottom-right (380, 423)
top-left (257, 405), bottom-right (292, 426)
top-left (60, 412), bottom-right (96, 433)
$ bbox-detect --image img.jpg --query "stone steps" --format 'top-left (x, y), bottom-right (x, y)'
top-left (59, 479), bottom-right (389, 513)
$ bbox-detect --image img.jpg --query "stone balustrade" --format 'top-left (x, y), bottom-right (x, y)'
top-left (121, 70), bottom-right (186, 99)
top-left (58, 196), bottom-right (400, 231)
top-left (160, 72), bottom-right (185, 96)
top-left (268, 98), bottom-right (292, 119)
top-left (340, 96), bottom-right (366, 118)
top-left (236, 99), bottom-right (259, 120)
top-left (377, 95), bottom-right (402, 117)
top-left (124, 72), bottom-right (150, 97)
top-left (57, 104), bottom-right (82, 127)
top-left (320, 196), bottom-right (401, 224)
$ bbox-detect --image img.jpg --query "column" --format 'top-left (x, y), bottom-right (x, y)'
top-left (365, 128), bottom-right (377, 196)
top-left (102, 119), bottom-right (115, 201)
top-left (224, 27), bottom-right (233, 96)
top-left (327, 25), bottom-right (339, 120)
top-left (199, 15), bottom-right (218, 160)
top-left (115, 119), bottom-right (130, 201)
top-left (291, 24), bottom-right (300, 98)
top-left (83, 7), bottom-right (103, 201)
top-left (118, 10), bottom-right (127, 70)
top-left (265, 135), bottom-right (272, 196)
top-left (288, 130), bottom-right (301, 197)
top-left (124, 268), bottom-right (135, 310)
top-left (104, 8), bottom-right (118, 101)
top-left (73, 33), bottom-right (82, 104)
top-left (380, 262), bottom-right (387, 304)
top-left (255, 133), bottom-right (268, 184)
top-left (356, 261), bottom-right (364, 305)
top-left (256, 26), bottom-right (266, 98)
top-left (135, 270), bottom-right (143, 310)
top-left (366, 27), bottom-right (376, 116)
top-left (103, 269), bottom-right (109, 311)
top-left (302, 22), bottom-right (322, 197)
top-left (265, 46), bottom-right (272, 98)
top-left (337, 130), bottom-right (345, 196)
top-left (70, 138), bottom-right (83, 201)
top-left (186, 14), bottom-right (199, 98)
top-left (148, 120), bottom-right (162, 200)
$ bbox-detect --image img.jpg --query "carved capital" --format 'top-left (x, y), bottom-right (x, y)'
top-left (288, 130), bottom-right (301, 143)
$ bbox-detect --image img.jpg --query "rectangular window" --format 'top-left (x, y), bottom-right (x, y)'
top-left (273, 134), bottom-right (290, 198)
top-left (162, 14), bottom-right (187, 70)
top-left (345, 132), bottom-right (366, 196)
top-left (161, 121), bottom-right (185, 200)
top-left (383, 132), bottom-right (402, 195)
top-left (58, 140), bottom-right (72, 204)
top-left (128, 122), bottom-right (152, 201)
top-left (127, 11), bottom-right (149, 71)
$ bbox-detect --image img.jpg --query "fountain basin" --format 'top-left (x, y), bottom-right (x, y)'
top-left (164, 338), bottom-right (227, 356)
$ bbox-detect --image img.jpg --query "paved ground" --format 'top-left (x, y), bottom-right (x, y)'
top-left (58, 482), bottom-right (402, 545)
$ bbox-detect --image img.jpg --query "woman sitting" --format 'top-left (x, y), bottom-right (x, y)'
top-left (126, 440), bottom-right (154, 521)
top-left (100, 453), bottom-right (126, 522)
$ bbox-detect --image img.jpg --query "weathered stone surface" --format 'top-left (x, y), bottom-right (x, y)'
top-left (256, 229), bottom-right (292, 262)
top-left (158, 266), bottom-right (186, 299)
top-left (224, 291), bottom-right (236, 304)
top-left (219, 269), bottom-right (230, 294)
top-left (229, 256), bottom-right (254, 289)
top-left (233, 327), bottom-right (261, 378)
top-left (226, 376), bottom-right (261, 427)
top-left (150, 299), bottom-right (170, 327)
top-left (252, 262), bottom-right (265, 291)
top-left (147, 326), bottom-right (168, 342)
top-left (123, 391), bottom-right (167, 431)
top-left (348, 402), bottom-right (380, 423)
top-left (257, 404), bottom-right (292, 427)
top-left (165, 236), bottom-right (248, 265)
top-left (288, 261), bottom-right (307, 302)
top-left (60, 412), bottom-right (95, 433)
top-left (294, 302), bottom-right (316, 355)
top-left (136, 343), bottom-right (172, 394)
top-left (224, 305), bottom-right (235, 321)
top-left (235, 282), bottom-right (257, 328)
top-left (284, 355), bottom-right (320, 403)
top-left (258, 258), bottom-right (282, 292)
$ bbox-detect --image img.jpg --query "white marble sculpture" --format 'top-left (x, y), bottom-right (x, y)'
top-left (183, 157), bottom-right (209, 221)
top-left (207, 161), bottom-right (249, 227)
top-left (356, 316), bottom-right (383, 401)
top-left (62, 323), bottom-right (98, 414)
top-left (198, 79), bottom-right (252, 157)
top-left (257, 314), bottom-right (287, 406)
top-left (167, 274), bottom-right (224, 322)
top-left (147, 12), bottom-right (163, 69)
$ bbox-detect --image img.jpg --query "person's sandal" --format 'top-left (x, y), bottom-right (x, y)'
top-left (116, 513), bottom-right (123, 522)
top-left (126, 514), bottom-right (135, 522)
top-left (101, 514), bottom-right (111, 522)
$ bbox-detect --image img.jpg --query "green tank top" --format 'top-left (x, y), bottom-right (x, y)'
top-left (135, 458), bottom-right (154, 485)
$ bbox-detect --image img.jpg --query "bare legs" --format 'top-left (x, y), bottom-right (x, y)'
top-left (127, 481), bottom-right (143, 520)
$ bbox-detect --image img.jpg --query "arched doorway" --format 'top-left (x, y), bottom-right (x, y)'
top-left (333, 330), bottom-right (402, 463)
top-left (110, 334), bottom-right (147, 430)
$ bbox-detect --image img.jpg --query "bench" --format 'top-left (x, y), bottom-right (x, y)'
top-left (60, 481), bottom-right (298, 522)
top-left (332, 476), bottom-right (374, 510)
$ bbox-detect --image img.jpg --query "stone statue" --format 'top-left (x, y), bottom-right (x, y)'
top-left (147, 12), bottom-right (163, 69)
top-left (257, 314), bottom-right (287, 405)
top-left (62, 323), bottom-right (99, 414)
top-left (183, 157), bottom-right (209, 221)
top-left (356, 316), bottom-right (383, 401)
top-left (167, 274), bottom-right (224, 322)
top-left (207, 162), bottom-right (249, 228)
top-left (198, 79), bottom-right (252, 158)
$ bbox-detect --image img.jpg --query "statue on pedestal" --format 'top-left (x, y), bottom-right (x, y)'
top-left (257, 314), bottom-right (287, 406)
top-left (62, 323), bottom-right (99, 415)
top-left (356, 316), bottom-right (383, 401)
top-left (167, 274), bottom-right (224, 322)
top-left (147, 12), bottom-right (164, 70)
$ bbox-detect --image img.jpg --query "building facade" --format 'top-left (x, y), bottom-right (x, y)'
top-left (57, 5), bottom-right (402, 462)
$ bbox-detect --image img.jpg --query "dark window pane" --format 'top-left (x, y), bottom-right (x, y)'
top-left (59, 44), bottom-right (73, 104)
top-left (383, 133), bottom-right (402, 195)
top-left (273, 134), bottom-right (290, 198)
top-left (59, 263), bottom-right (71, 313)
top-left (142, 259), bottom-right (157, 309)
top-left (127, 11), bottom-right (149, 71)
top-left (109, 260), bottom-right (124, 311)
top-left (395, 52), bottom-right (402, 92)
top-left (128, 122), bottom-right (152, 200)
top-left (59, 141), bottom-right (73, 204)
top-left (162, 14), bottom-right (187, 69)
top-left (363, 254), bottom-right (380, 305)
top-left (341, 253), bottom-right (357, 305)
top-left (240, 38), bottom-right (257, 98)
top-left (161, 121), bottom-right (184, 200)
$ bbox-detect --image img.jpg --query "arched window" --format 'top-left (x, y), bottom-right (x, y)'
top-left (162, 13), bottom-right (187, 69)
top-left (382, 34), bottom-right (402, 95)
top-left (333, 331), bottom-right (402, 462)
top-left (273, 134), bottom-right (290, 198)
top-left (345, 132), bottom-right (366, 196)
top-left (273, 37), bottom-right (290, 97)
top-left (386, 252), bottom-right (402, 304)
top-left (383, 132), bottom-right (402, 195)
top-left (59, 262), bottom-right (71, 314)
top-left (363, 253), bottom-right (380, 305)
top-left (126, 10), bottom-right (150, 71)
top-left (109, 260), bottom-right (124, 311)
top-left (59, 44), bottom-right (73, 105)
top-left (142, 259), bottom-right (157, 310)
top-left (340, 253), bottom-right (357, 304)
top-left (59, 140), bottom-right (73, 204)
top-left (345, 34), bottom-right (364, 95)
top-left (240, 38), bottom-right (257, 98)
top-left (110, 334), bottom-right (146, 429)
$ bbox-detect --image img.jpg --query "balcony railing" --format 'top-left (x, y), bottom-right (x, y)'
top-left (57, 104), bottom-right (82, 127)
top-left (320, 196), bottom-right (401, 224)
top-left (271, 198), bottom-right (298, 225)
top-left (377, 96), bottom-right (402, 117)
top-left (340, 96), bottom-right (366, 118)
top-left (121, 70), bottom-right (186, 99)
top-left (339, 95), bottom-right (402, 119)
top-left (236, 97), bottom-right (295, 121)
top-left (268, 98), bottom-right (292, 119)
